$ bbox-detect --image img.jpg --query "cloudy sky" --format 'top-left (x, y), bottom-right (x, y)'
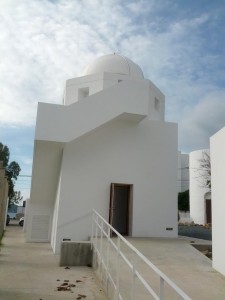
top-left (0, 0), bottom-right (224, 200)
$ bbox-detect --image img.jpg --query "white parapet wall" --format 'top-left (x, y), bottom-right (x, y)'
top-left (210, 127), bottom-right (225, 276)
top-left (189, 149), bottom-right (210, 224)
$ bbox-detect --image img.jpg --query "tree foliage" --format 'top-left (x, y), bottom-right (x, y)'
top-left (7, 161), bottom-right (21, 181)
top-left (198, 151), bottom-right (211, 190)
top-left (0, 143), bottom-right (10, 167)
top-left (178, 190), bottom-right (189, 212)
top-left (9, 191), bottom-right (23, 205)
top-left (0, 142), bottom-right (22, 206)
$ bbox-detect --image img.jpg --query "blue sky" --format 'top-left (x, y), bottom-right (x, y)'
top-left (0, 0), bottom-right (225, 200)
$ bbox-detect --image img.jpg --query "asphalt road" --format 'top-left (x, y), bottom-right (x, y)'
top-left (178, 225), bottom-right (212, 241)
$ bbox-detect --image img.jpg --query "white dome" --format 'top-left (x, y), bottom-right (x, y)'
top-left (82, 54), bottom-right (144, 79)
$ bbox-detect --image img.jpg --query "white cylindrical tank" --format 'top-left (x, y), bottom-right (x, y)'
top-left (189, 149), bottom-right (210, 224)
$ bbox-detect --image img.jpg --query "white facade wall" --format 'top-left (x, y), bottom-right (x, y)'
top-left (52, 118), bottom-right (177, 253)
top-left (35, 80), bottom-right (150, 143)
top-left (63, 73), bottom-right (142, 105)
top-left (35, 77), bottom-right (165, 145)
top-left (63, 73), bottom-right (165, 120)
top-left (25, 141), bottom-right (63, 242)
top-left (63, 73), bottom-right (104, 105)
top-left (51, 174), bottom-right (61, 250)
top-left (210, 127), bottom-right (225, 276)
top-left (189, 149), bottom-right (210, 224)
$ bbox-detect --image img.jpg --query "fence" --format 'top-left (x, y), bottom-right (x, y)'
top-left (91, 209), bottom-right (191, 300)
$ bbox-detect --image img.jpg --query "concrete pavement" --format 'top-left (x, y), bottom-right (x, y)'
top-left (93, 235), bottom-right (224, 299)
top-left (0, 223), bottom-right (107, 300)
top-left (1, 222), bottom-right (225, 299)
top-left (126, 236), bottom-right (225, 300)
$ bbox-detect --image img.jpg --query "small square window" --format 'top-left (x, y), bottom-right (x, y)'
top-left (78, 87), bottom-right (89, 100)
top-left (154, 98), bottom-right (160, 110)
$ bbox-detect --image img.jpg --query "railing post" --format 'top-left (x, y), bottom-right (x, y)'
top-left (116, 237), bottom-right (121, 299)
top-left (106, 226), bottom-right (110, 290)
top-left (131, 251), bottom-right (137, 300)
top-left (160, 276), bottom-right (164, 300)
top-left (100, 219), bottom-right (103, 256)
top-left (91, 211), bottom-right (94, 250)
top-left (95, 214), bottom-right (98, 250)
top-left (100, 218), bottom-right (104, 280)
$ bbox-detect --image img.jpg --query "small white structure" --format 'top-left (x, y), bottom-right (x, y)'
top-left (210, 127), bottom-right (225, 276)
top-left (26, 54), bottom-right (178, 254)
top-left (178, 152), bottom-right (189, 193)
top-left (189, 149), bottom-right (211, 224)
top-left (177, 153), bottom-right (190, 223)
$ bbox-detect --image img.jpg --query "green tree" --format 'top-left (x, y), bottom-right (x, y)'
top-left (178, 190), bottom-right (189, 211)
top-left (9, 191), bottom-right (23, 205)
top-left (0, 143), bottom-right (10, 167)
top-left (0, 142), bottom-right (22, 206)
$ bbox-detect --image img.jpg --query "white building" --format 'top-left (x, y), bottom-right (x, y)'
top-left (178, 152), bottom-right (189, 193)
top-left (210, 127), bottom-right (225, 276)
top-left (177, 153), bottom-right (190, 223)
top-left (189, 149), bottom-right (211, 225)
top-left (25, 54), bottom-right (178, 254)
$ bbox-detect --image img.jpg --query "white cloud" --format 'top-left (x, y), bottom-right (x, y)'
top-left (0, 0), bottom-right (224, 152)
top-left (0, 0), bottom-right (127, 126)
top-left (179, 90), bottom-right (225, 152)
top-left (0, 0), bottom-right (224, 199)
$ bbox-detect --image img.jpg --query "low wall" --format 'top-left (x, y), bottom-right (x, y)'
top-left (60, 241), bottom-right (92, 266)
top-left (179, 211), bottom-right (192, 224)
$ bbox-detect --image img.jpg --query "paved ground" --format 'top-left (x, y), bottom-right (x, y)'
top-left (178, 225), bottom-right (212, 240)
top-left (2, 222), bottom-right (225, 299)
top-left (0, 223), bottom-right (107, 300)
top-left (126, 236), bottom-right (225, 300)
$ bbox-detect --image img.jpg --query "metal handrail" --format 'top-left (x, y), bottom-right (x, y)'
top-left (91, 209), bottom-right (191, 300)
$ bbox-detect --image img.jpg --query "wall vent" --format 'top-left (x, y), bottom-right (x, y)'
top-left (31, 215), bottom-right (50, 240)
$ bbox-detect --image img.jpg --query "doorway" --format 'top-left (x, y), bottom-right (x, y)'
top-left (206, 199), bottom-right (212, 224)
top-left (109, 183), bottom-right (132, 235)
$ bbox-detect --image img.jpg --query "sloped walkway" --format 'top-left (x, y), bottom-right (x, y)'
top-left (127, 236), bottom-right (225, 300)
top-left (0, 223), bottom-right (107, 300)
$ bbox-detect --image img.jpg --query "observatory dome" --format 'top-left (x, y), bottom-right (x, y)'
top-left (82, 53), bottom-right (144, 79)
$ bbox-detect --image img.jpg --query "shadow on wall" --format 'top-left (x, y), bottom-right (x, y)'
top-left (58, 211), bottom-right (93, 230)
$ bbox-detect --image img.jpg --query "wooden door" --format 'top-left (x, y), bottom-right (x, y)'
top-left (206, 199), bottom-right (211, 224)
top-left (109, 183), bottom-right (132, 235)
